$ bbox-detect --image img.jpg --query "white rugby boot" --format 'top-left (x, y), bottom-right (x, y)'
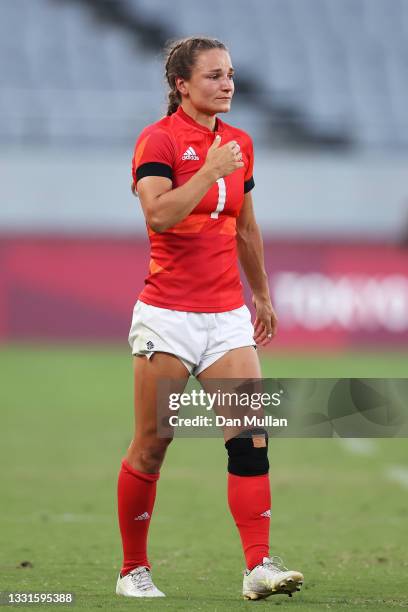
top-left (243, 556), bottom-right (304, 600)
top-left (116, 566), bottom-right (165, 597)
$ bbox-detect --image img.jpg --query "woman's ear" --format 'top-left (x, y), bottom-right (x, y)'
top-left (175, 77), bottom-right (188, 96)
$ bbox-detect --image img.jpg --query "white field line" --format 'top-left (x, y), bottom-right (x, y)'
top-left (337, 438), bottom-right (377, 456)
top-left (0, 513), bottom-right (111, 523)
top-left (56, 513), bottom-right (110, 523)
top-left (385, 466), bottom-right (408, 489)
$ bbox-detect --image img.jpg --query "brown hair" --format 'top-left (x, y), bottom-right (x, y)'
top-left (164, 36), bottom-right (227, 116)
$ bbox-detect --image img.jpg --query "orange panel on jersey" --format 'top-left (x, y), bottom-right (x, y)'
top-left (134, 136), bottom-right (150, 168)
top-left (149, 258), bottom-right (168, 275)
top-left (167, 214), bottom-right (209, 234)
top-left (219, 216), bottom-right (237, 236)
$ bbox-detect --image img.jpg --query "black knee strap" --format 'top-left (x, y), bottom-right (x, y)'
top-left (225, 428), bottom-right (269, 476)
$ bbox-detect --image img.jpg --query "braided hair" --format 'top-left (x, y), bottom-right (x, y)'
top-left (164, 36), bottom-right (227, 116)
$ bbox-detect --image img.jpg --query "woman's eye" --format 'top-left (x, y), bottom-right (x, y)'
top-left (208, 74), bottom-right (234, 80)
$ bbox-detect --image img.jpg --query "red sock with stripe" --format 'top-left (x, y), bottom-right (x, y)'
top-left (117, 459), bottom-right (159, 576)
top-left (227, 473), bottom-right (271, 570)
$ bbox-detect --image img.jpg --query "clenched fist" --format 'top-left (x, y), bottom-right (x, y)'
top-left (203, 135), bottom-right (244, 180)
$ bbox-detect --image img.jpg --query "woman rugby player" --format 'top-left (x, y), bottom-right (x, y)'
top-left (116, 36), bottom-right (304, 601)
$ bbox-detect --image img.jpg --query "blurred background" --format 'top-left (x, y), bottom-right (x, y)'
top-left (1, 0), bottom-right (408, 352)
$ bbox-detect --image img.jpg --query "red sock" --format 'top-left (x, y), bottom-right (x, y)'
top-left (227, 473), bottom-right (271, 570)
top-left (117, 459), bottom-right (160, 576)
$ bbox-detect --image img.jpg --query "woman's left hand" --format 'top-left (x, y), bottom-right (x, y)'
top-left (252, 294), bottom-right (278, 346)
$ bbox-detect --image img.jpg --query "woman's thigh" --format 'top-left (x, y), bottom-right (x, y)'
top-left (131, 352), bottom-right (190, 442)
top-left (197, 346), bottom-right (262, 441)
top-left (198, 346), bottom-right (261, 379)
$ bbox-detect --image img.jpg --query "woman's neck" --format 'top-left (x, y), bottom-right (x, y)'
top-left (180, 101), bottom-right (217, 131)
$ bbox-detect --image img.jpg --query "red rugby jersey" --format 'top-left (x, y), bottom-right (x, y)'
top-left (132, 105), bottom-right (255, 312)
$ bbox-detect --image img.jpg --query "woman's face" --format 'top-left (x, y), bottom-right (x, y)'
top-left (176, 48), bottom-right (235, 115)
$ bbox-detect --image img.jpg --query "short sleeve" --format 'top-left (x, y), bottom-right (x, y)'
top-left (132, 129), bottom-right (175, 185)
top-left (244, 135), bottom-right (255, 193)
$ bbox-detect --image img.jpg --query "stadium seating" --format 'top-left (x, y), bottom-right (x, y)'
top-left (0, 0), bottom-right (407, 148)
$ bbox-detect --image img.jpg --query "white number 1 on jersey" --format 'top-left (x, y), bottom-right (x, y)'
top-left (211, 178), bottom-right (226, 219)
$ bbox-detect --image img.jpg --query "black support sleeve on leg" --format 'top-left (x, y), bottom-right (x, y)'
top-left (225, 428), bottom-right (269, 476)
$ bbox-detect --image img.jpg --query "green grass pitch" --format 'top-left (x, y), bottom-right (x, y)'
top-left (1, 345), bottom-right (407, 610)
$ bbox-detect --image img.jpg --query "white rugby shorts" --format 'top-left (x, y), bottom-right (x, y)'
top-left (128, 300), bottom-right (256, 376)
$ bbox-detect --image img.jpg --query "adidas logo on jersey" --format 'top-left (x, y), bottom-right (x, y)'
top-left (134, 512), bottom-right (150, 521)
top-left (260, 510), bottom-right (271, 518)
top-left (182, 146), bottom-right (200, 161)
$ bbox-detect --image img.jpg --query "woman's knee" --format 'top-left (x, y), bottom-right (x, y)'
top-left (141, 437), bottom-right (172, 469)
top-left (128, 435), bottom-right (173, 472)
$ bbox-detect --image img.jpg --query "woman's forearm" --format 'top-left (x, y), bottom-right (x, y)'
top-left (237, 223), bottom-right (270, 298)
top-left (149, 166), bottom-right (218, 232)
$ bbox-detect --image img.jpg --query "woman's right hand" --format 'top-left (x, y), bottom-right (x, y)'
top-left (203, 135), bottom-right (244, 179)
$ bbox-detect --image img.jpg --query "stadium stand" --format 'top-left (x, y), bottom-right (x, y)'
top-left (0, 0), bottom-right (407, 148)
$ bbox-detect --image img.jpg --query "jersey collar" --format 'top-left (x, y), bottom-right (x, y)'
top-left (176, 105), bottom-right (224, 134)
